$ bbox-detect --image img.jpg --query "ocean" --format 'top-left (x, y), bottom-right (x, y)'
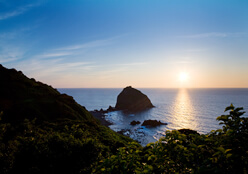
top-left (58, 88), bottom-right (248, 146)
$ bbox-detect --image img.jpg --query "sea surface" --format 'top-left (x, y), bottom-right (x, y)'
top-left (58, 88), bottom-right (248, 146)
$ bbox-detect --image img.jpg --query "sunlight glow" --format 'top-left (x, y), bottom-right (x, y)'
top-left (179, 72), bottom-right (189, 82)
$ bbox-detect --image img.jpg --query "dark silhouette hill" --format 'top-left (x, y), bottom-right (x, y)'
top-left (0, 64), bottom-right (93, 123)
top-left (0, 64), bottom-right (133, 173)
top-left (115, 86), bottom-right (154, 112)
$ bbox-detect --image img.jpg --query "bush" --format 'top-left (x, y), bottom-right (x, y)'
top-left (0, 117), bottom-right (132, 174)
top-left (0, 104), bottom-right (247, 173)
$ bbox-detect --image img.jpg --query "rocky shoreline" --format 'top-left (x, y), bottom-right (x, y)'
top-left (91, 108), bottom-right (168, 128)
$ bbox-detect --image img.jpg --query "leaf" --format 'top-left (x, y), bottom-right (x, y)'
top-left (225, 149), bottom-right (232, 153)
top-left (198, 145), bottom-right (205, 148)
top-left (217, 146), bottom-right (225, 153)
top-left (234, 107), bottom-right (244, 113)
top-left (224, 104), bottom-right (234, 112)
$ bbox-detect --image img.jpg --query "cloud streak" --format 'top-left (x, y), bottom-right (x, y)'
top-left (114, 62), bottom-right (149, 66)
top-left (33, 36), bottom-right (118, 60)
top-left (0, 31), bottom-right (16, 39)
top-left (9, 38), bottom-right (106, 78)
top-left (55, 38), bottom-right (115, 51)
top-left (180, 32), bottom-right (247, 39)
top-left (0, 45), bottom-right (25, 63)
top-left (14, 57), bottom-right (96, 79)
top-left (1, 35), bottom-right (128, 86)
top-left (0, 4), bottom-right (38, 20)
top-left (171, 61), bottom-right (193, 64)
top-left (36, 52), bottom-right (73, 59)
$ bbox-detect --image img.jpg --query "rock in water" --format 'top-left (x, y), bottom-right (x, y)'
top-left (115, 86), bottom-right (154, 112)
top-left (130, 120), bottom-right (141, 125)
top-left (141, 120), bottom-right (167, 127)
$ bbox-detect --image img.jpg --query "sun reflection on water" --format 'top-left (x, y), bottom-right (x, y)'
top-left (169, 89), bottom-right (198, 130)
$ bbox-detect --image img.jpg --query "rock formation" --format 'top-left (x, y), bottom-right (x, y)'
top-left (130, 120), bottom-right (141, 125)
top-left (115, 86), bottom-right (154, 112)
top-left (141, 119), bottom-right (167, 127)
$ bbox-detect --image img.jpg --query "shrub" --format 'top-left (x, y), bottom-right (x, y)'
top-left (0, 104), bottom-right (247, 173)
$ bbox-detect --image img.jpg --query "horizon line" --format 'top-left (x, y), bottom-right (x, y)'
top-left (56, 87), bottom-right (248, 89)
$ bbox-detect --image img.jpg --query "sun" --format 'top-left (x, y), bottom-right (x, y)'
top-left (179, 72), bottom-right (189, 82)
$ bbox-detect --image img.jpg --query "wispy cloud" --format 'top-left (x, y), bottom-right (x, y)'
top-left (169, 56), bottom-right (194, 65)
top-left (0, 57), bottom-right (19, 64)
top-left (183, 49), bottom-right (207, 52)
top-left (0, 26), bottom-right (40, 64)
top-left (10, 38), bottom-right (105, 78)
top-left (55, 38), bottom-right (115, 51)
top-left (0, 26), bottom-right (39, 40)
top-left (34, 37), bottom-right (117, 60)
top-left (114, 62), bottom-right (149, 66)
top-left (171, 60), bottom-right (193, 65)
top-left (36, 52), bottom-right (73, 59)
top-left (14, 57), bottom-right (96, 78)
top-left (0, 4), bottom-right (38, 20)
top-left (0, 31), bottom-right (16, 39)
top-left (1, 36), bottom-right (122, 86)
top-left (0, 45), bottom-right (24, 63)
top-left (179, 32), bottom-right (247, 39)
top-left (37, 62), bottom-right (96, 75)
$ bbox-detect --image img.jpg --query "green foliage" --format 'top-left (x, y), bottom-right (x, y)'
top-left (0, 104), bottom-right (248, 173)
top-left (0, 118), bottom-right (133, 174)
top-left (217, 103), bottom-right (247, 134)
top-left (96, 142), bottom-right (152, 174)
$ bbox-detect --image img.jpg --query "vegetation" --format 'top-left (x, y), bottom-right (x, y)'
top-left (0, 117), bottom-right (132, 174)
top-left (0, 104), bottom-right (247, 173)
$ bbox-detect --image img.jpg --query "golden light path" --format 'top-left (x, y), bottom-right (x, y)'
top-left (169, 89), bottom-right (198, 130)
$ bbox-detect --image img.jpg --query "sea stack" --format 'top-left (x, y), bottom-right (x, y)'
top-left (115, 86), bottom-right (154, 112)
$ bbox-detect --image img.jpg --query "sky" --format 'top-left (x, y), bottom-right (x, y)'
top-left (0, 0), bottom-right (248, 88)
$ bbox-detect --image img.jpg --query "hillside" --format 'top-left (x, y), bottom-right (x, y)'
top-left (0, 64), bottom-right (94, 123)
top-left (0, 64), bottom-right (134, 173)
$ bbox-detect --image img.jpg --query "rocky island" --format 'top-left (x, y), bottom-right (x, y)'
top-left (115, 86), bottom-right (154, 112)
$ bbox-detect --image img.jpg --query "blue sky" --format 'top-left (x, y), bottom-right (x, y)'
top-left (1, 0), bottom-right (248, 88)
